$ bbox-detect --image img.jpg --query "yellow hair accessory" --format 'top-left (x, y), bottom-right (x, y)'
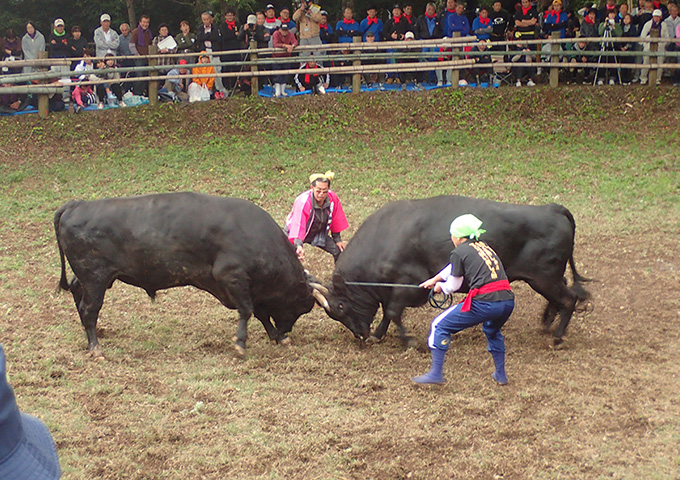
top-left (309, 170), bottom-right (335, 184)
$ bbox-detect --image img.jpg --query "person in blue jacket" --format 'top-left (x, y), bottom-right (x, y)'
top-left (360, 5), bottom-right (384, 41)
top-left (319, 10), bottom-right (334, 43)
top-left (448, 2), bottom-right (471, 37)
top-left (336, 7), bottom-right (362, 43)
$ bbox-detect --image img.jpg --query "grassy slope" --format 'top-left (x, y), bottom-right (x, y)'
top-left (0, 87), bottom-right (679, 479)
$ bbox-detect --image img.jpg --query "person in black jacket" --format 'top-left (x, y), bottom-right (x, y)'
top-left (237, 15), bottom-right (267, 93)
top-left (219, 8), bottom-right (243, 90)
top-left (67, 26), bottom-right (88, 69)
top-left (48, 19), bottom-right (71, 102)
top-left (415, 3), bottom-right (443, 83)
top-left (489, 0), bottom-right (511, 47)
top-left (196, 11), bottom-right (227, 97)
top-left (384, 4), bottom-right (413, 83)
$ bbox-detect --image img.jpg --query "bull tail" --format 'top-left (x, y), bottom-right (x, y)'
top-left (54, 203), bottom-right (71, 292)
top-left (550, 203), bottom-right (591, 301)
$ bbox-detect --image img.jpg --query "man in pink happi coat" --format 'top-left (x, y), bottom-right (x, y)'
top-left (285, 171), bottom-right (349, 263)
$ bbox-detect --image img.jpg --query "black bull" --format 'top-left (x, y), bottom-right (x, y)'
top-left (54, 192), bottom-right (323, 357)
top-left (314, 196), bottom-right (590, 346)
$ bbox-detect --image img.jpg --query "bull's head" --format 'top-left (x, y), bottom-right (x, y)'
top-left (310, 273), bottom-right (375, 341)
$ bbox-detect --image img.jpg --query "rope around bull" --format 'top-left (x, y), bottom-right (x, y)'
top-left (344, 281), bottom-right (453, 310)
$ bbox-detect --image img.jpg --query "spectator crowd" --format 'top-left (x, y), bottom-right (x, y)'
top-left (1, 0), bottom-right (679, 113)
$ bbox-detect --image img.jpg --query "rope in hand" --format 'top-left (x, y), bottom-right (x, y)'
top-left (344, 281), bottom-right (453, 310)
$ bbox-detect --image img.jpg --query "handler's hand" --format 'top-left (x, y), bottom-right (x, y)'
top-left (433, 282), bottom-right (443, 293)
top-left (337, 241), bottom-right (346, 252)
top-left (419, 277), bottom-right (437, 289)
top-left (296, 245), bottom-right (305, 261)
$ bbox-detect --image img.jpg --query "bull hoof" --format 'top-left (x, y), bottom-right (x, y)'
top-left (366, 335), bottom-right (382, 345)
top-left (279, 337), bottom-right (291, 346)
top-left (233, 343), bottom-right (246, 358)
top-left (551, 337), bottom-right (566, 350)
top-left (88, 346), bottom-right (105, 361)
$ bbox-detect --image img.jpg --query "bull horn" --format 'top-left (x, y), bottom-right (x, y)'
top-left (312, 289), bottom-right (330, 310)
top-left (309, 282), bottom-right (329, 296)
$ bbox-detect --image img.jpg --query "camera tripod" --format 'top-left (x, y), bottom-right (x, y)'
top-left (593, 26), bottom-right (622, 85)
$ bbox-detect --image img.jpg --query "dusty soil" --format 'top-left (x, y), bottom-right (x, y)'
top-left (1, 223), bottom-right (679, 479)
top-left (1, 86), bottom-right (679, 478)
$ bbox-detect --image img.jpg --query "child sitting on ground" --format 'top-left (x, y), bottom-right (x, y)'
top-left (188, 51), bottom-right (216, 102)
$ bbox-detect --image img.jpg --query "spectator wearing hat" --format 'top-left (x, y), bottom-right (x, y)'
top-left (94, 14), bottom-right (120, 58)
top-left (472, 6), bottom-right (494, 40)
top-left (400, 30), bottom-right (419, 83)
top-left (415, 3), bottom-right (444, 84)
top-left (639, 9), bottom-right (664, 84)
top-left (264, 4), bottom-right (283, 46)
top-left (219, 8), bottom-right (243, 91)
top-left (336, 8), bottom-right (362, 43)
top-left (163, 59), bottom-right (191, 101)
top-left (285, 171), bottom-right (349, 263)
top-left (238, 15), bottom-right (267, 92)
top-left (294, 0), bottom-right (324, 57)
top-left (384, 4), bottom-right (413, 41)
top-left (21, 21), bottom-right (45, 75)
top-left (0, 345), bottom-right (61, 480)
top-left (384, 4), bottom-right (414, 83)
top-left (362, 31), bottom-right (382, 84)
top-left (188, 51), bottom-right (216, 101)
top-left (319, 10), bottom-right (334, 43)
top-left (360, 5), bottom-right (384, 41)
top-left (279, 7), bottom-right (298, 34)
top-left (47, 20), bottom-right (71, 101)
top-left (543, 0), bottom-right (568, 38)
top-left (48, 19), bottom-right (69, 59)
top-left (272, 22), bottom-right (298, 96)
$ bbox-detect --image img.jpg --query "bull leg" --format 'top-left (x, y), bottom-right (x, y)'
top-left (71, 278), bottom-right (107, 359)
top-left (367, 314), bottom-right (391, 344)
top-left (254, 310), bottom-right (286, 344)
top-left (541, 302), bottom-right (559, 333)
top-left (392, 314), bottom-right (419, 349)
top-left (526, 278), bottom-right (578, 346)
top-left (232, 307), bottom-right (252, 358)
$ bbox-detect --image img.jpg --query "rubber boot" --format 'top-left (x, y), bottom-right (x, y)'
top-left (435, 69), bottom-right (443, 86)
top-left (491, 351), bottom-right (508, 385)
top-left (412, 348), bottom-right (446, 384)
top-left (274, 83), bottom-right (281, 97)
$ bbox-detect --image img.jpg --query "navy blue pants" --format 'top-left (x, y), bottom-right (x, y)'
top-left (428, 299), bottom-right (515, 353)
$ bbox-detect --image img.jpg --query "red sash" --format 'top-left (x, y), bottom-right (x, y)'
top-left (460, 279), bottom-right (511, 312)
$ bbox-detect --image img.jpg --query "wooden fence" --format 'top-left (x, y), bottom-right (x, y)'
top-left (0, 31), bottom-right (677, 118)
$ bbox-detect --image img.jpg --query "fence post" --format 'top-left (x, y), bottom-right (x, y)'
top-left (451, 32), bottom-right (461, 88)
top-left (250, 38), bottom-right (259, 96)
top-left (549, 31), bottom-right (560, 87)
top-left (37, 51), bottom-right (49, 118)
top-left (352, 36), bottom-right (362, 94)
top-left (148, 45), bottom-right (158, 105)
top-left (649, 29), bottom-right (659, 86)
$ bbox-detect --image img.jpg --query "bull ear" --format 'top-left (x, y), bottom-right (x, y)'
top-left (332, 273), bottom-right (347, 293)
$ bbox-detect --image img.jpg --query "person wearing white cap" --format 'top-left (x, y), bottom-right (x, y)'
top-left (639, 8), bottom-right (665, 84)
top-left (94, 13), bottom-right (120, 58)
top-left (0, 344), bottom-right (61, 480)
